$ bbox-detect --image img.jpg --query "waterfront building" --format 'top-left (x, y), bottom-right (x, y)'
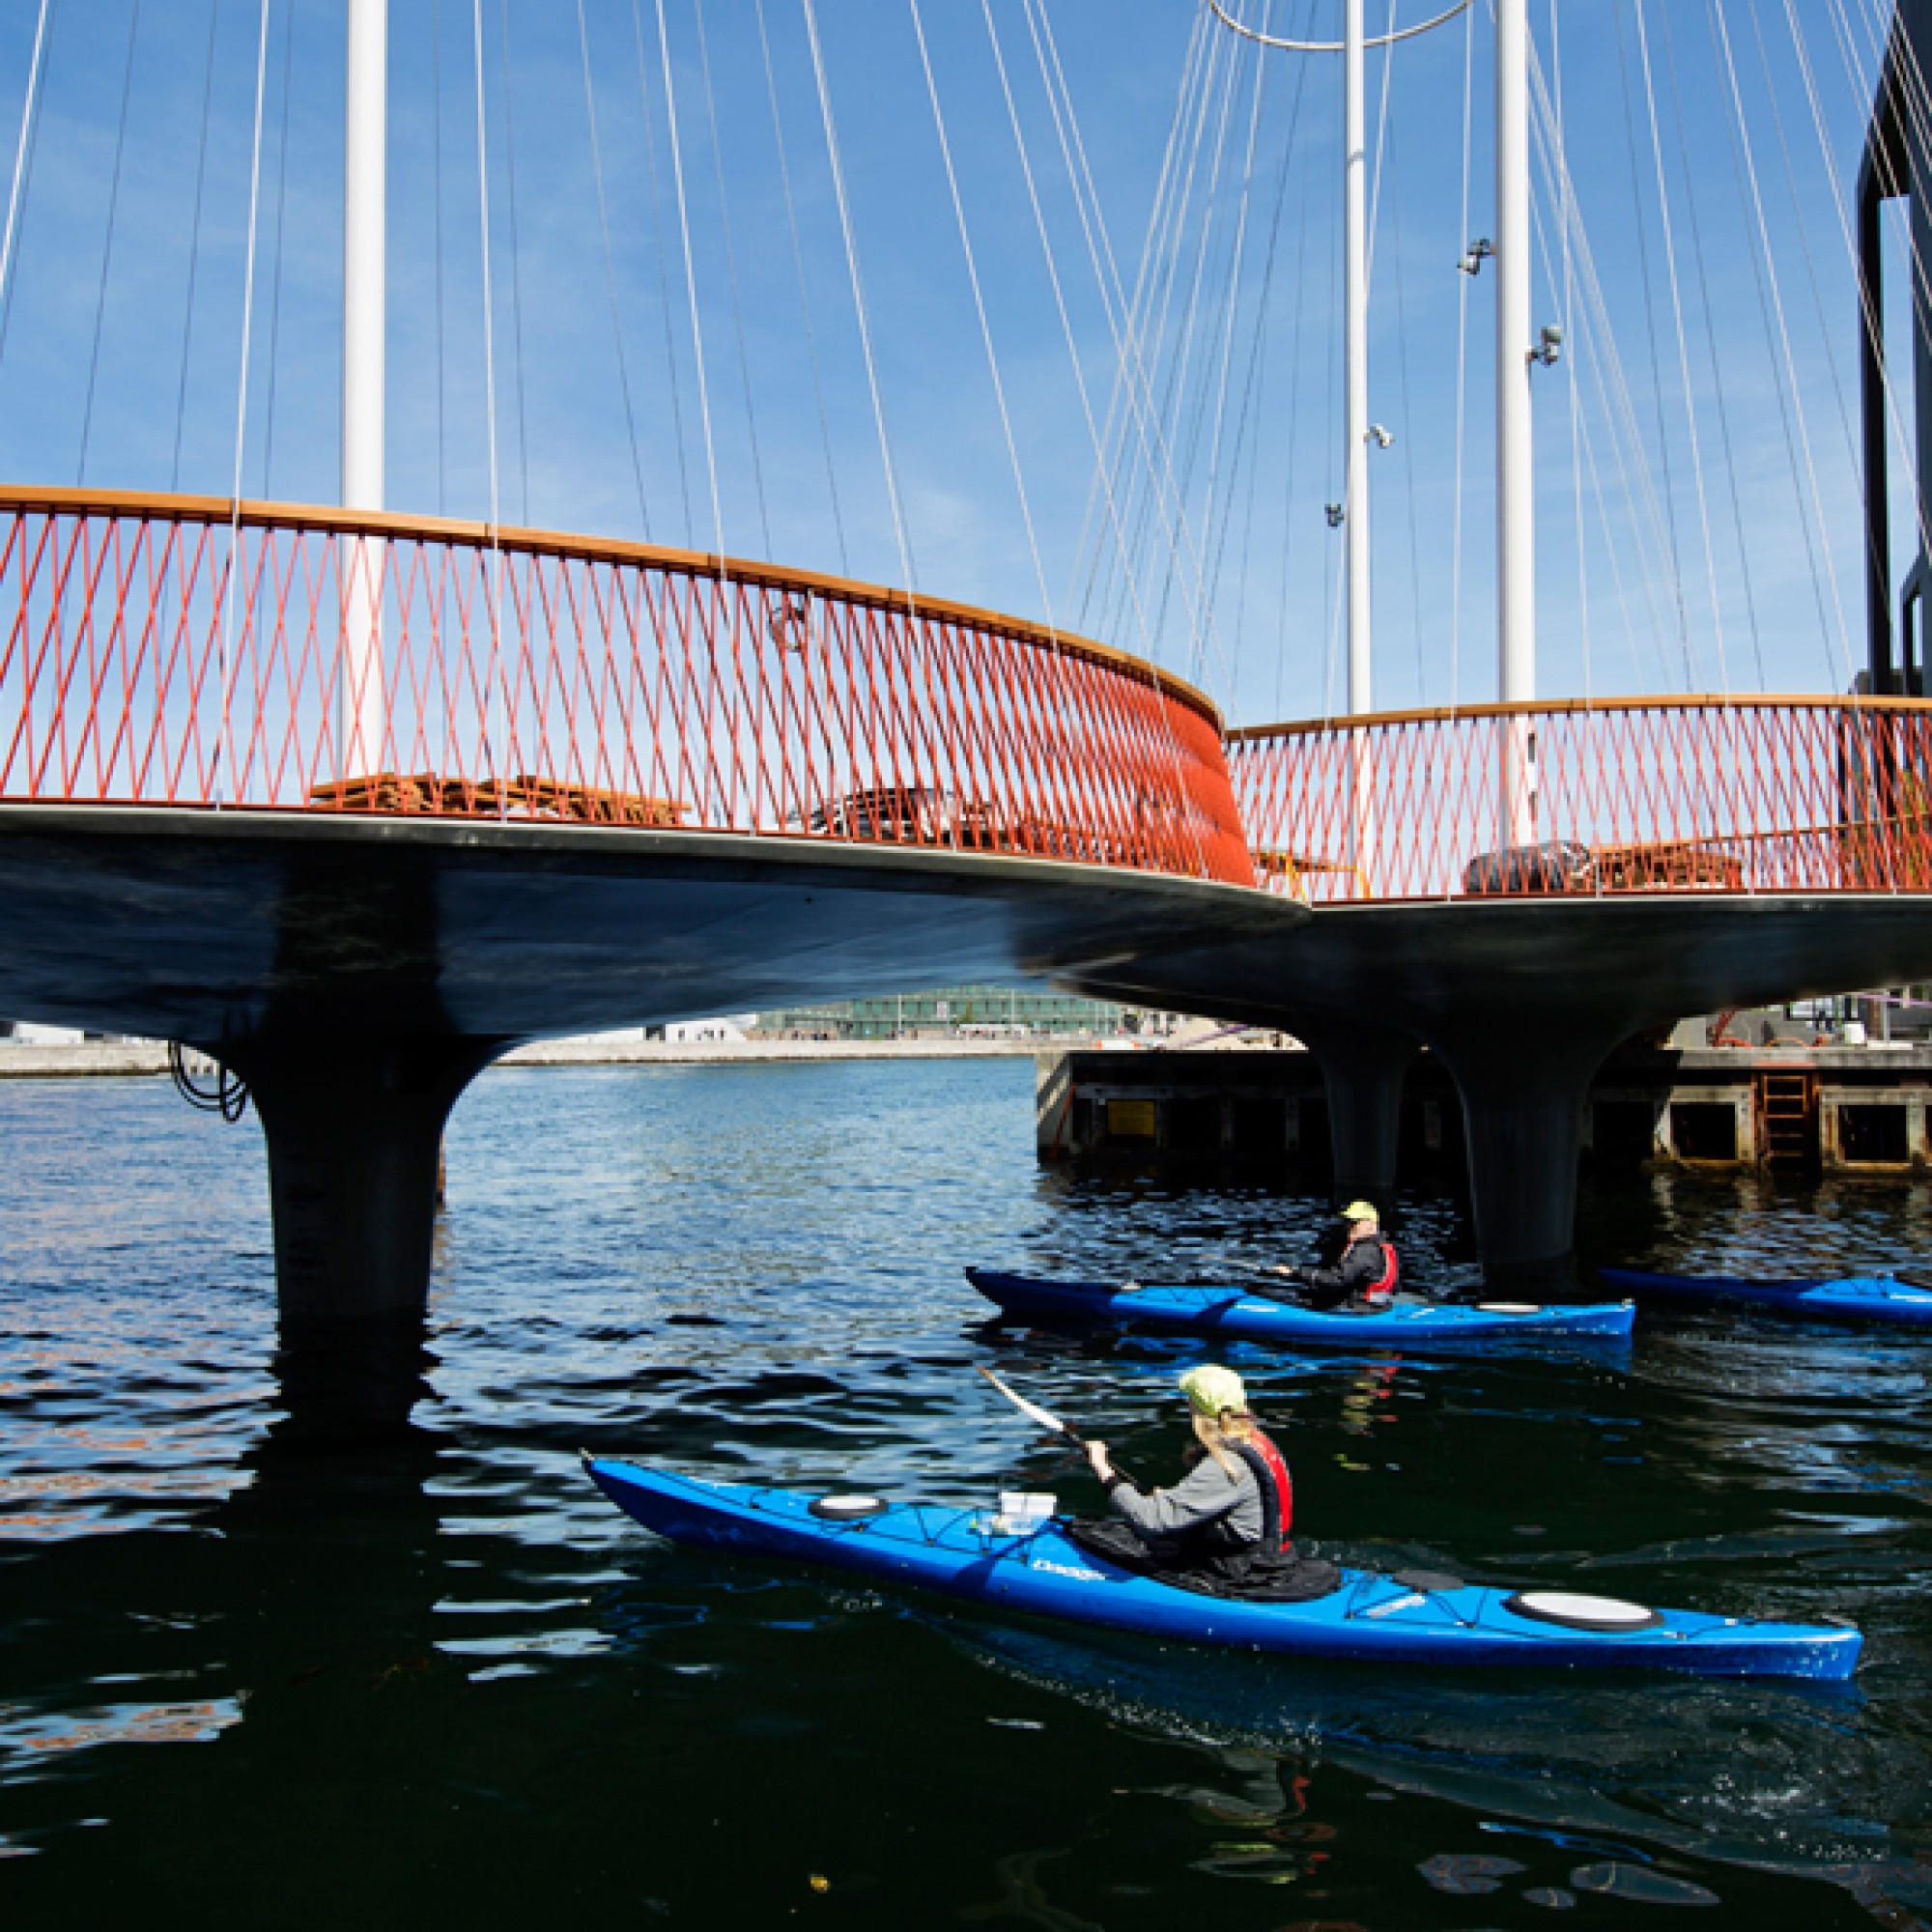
top-left (756, 985), bottom-right (1159, 1041)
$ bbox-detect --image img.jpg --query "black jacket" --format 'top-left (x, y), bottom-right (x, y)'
top-left (1291, 1234), bottom-right (1396, 1312)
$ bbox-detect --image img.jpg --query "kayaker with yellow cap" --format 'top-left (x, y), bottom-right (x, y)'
top-left (1269, 1200), bottom-right (1400, 1314)
top-left (1083, 1364), bottom-right (1294, 1579)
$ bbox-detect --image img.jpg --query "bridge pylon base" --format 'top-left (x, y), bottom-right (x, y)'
top-left (220, 1035), bottom-right (506, 1330)
top-left (1293, 1016), bottom-right (1418, 1210)
top-left (1425, 1017), bottom-right (1628, 1292)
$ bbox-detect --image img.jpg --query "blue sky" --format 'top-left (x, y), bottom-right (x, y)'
top-left (0, 1), bottom-right (1908, 727)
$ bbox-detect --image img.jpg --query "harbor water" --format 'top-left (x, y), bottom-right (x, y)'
top-left (0, 1059), bottom-right (1928, 1926)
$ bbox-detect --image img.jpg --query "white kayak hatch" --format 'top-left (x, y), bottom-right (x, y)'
top-left (1503, 1590), bottom-right (1663, 1634)
top-left (809, 1494), bottom-right (889, 1521)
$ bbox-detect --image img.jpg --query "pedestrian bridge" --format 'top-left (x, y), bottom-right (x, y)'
top-left (10, 487), bottom-right (1932, 1301)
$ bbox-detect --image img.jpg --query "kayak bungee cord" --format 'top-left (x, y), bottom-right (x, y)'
top-left (1336, 1569), bottom-right (1480, 1631)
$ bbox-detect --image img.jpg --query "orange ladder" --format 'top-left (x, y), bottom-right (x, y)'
top-left (1755, 1070), bottom-right (1818, 1169)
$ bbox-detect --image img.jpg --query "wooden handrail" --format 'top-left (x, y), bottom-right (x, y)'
top-left (1228, 690), bottom-right (1932, 739)
top-left (0, 483), bottom-right (1223, 731)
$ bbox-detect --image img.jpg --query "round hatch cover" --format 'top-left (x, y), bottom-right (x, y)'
top-left (1503, 1590), bottom-right (1663, 1633)
top-left (809, 1494), bottom-right (889, 1521)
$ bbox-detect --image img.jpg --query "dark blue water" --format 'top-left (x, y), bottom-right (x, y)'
top-left (1, 1059), bottom-right (1928, 1927)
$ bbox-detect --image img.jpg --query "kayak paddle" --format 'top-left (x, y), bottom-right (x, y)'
top-left (977, 1364), bottom-right (1143, 1491)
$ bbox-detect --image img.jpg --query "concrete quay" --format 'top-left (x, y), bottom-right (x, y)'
top-left (0, 1040), bottom-right (177, 1078)
top-left (1037, 1039), bottom-right (1932, 1179)
top-left (497, 1035), bottom-right (1113, 1066)
top-left (0, 1033), bottom-right (1122, 1078)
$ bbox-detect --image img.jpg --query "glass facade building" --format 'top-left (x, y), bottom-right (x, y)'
top-left (756, 984), bottom-right (1137, 1040)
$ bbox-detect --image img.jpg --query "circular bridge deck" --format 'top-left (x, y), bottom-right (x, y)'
top-left (0, 488), bottom-right (1290, 1043)
top-left (0, 486), bottom-right (1249, 886)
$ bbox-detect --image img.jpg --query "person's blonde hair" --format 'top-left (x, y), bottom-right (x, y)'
top-left (1192, 1405), bottom-right (1255, 1479)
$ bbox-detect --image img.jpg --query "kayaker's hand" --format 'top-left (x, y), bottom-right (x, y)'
top-left (1085, 1440), bottom-right (1114, 1482)
top-left (1272, 1264), bottom-right (1304, 1281)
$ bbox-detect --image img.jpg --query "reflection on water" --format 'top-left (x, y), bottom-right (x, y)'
top-left (0, 1063), bottom-right (1927, 1927)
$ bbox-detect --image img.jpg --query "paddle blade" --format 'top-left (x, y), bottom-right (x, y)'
top-left (977, 1364), bottom-right (1071, 1439)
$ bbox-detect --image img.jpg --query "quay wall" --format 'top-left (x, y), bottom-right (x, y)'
top-left (0, 1035), bottom-right (1107, 1079)
top-left (1037, 1043), bottom-right (1932, 1178)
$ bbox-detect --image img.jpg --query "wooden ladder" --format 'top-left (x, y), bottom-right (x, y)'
top-left (1755, 1070), bottom-right (1817, 1169)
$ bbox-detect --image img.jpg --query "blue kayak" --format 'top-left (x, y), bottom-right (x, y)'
top-left (1601, 1267), bottom-right (1932, 1329)
top-left (585, 1459), bottom-right (1859, 1680)
top-left (967, 1267), bottom-right (1634, 1347)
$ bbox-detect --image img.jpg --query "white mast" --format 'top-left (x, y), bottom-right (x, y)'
top-left (1493, 0), bottom-right (1536, 840)
top-left (1344, 0), bottom-right (1371, 715)
top-left (341, 0), bottom-right (386, 779)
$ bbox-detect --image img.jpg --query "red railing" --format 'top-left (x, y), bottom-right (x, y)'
top-left (1232, 696), bottom-right (1932, 903)
top-left (0, 487), bottom-right (1254, 886)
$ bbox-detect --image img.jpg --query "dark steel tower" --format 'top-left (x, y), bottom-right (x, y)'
top-left (1861, 0), bottom-right (1932, 693)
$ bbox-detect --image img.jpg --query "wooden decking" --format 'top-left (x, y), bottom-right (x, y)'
top-left (309, 772), bottom-right (689, 827)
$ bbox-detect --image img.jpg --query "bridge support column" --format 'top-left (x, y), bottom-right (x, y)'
top-left (221, 1036), bottom-right (504, 1329)
top-left (1425, 1016), bottom-right (1630, 1291)
top-left (1293, 1016), bottom-right (1417, 1208)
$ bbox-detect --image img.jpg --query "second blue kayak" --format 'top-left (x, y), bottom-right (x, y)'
top-left (967, 1267), bottom-right (1635, 1347)
top-left (1601, 1266), bottom-right (1932, 1329)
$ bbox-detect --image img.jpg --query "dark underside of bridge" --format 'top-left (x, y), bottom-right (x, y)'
top-left (16, 801), bottom-right (1932, 1308)
top-left (0, 805), bottom-right (1298, 1327)
top-left (1068, 895), bottom-right (1932, 1285)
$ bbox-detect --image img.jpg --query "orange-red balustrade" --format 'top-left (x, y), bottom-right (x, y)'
top-left (0, 488), bottom-right (1253, 887)
top-left (1232, 696), bottom-right (1932, 902)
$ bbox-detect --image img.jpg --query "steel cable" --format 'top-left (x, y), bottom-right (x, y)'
top-left (169, 5), bottom-right (219, 494)
top-left (76, 0), bottom-right (141, 487)
top-left (260, 0), bottom-right (297, 497)
top-left (216, 0), bottom-right (271, 810)
top-left (802, 0), bottom-right (918, 596)
top-left (0, 0), bottom-right (51, 374)
top-left (576, 0), bottom-right (655, 542)
top-left (753, 0), bottom-right (848, 575)
top-left (693, 0), bottom-right (772, 560)
top-left (496, 0), bottom-right (531, 524)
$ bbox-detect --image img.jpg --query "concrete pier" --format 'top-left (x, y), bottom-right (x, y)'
top-left (1037, 1039), bottom-right (1932, 1182)
top-left (0, 805), bottom-right (1295, 1327)
top-left (1288, 1016), bottom-right (1419, 1208)
top-left (1065, 895), bottom-right (1932, 1274)
top-left (224, 1036), bottom-right (505, 1330)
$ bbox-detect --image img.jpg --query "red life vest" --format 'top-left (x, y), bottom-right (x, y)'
top-left (1232, 1423), bottom-right (1294, 1551)
top-left (1360, 1237), bottom-right (1399, 1308)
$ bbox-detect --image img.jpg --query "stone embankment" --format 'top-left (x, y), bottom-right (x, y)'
top-left (498, 1036), bottom-right (1105, 1065)
top-left (0, 1035), bottom-right (1129, 1077)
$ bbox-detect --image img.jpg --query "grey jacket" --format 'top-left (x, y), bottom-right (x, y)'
top-left (1107, 1451), bottom-right (1263, 1548)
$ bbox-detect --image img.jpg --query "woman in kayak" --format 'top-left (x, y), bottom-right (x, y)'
top-left (1083, 1364), bottom-right (1293, 1580)
top-left (1269, 1200), bottom-right (1399, 1314)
